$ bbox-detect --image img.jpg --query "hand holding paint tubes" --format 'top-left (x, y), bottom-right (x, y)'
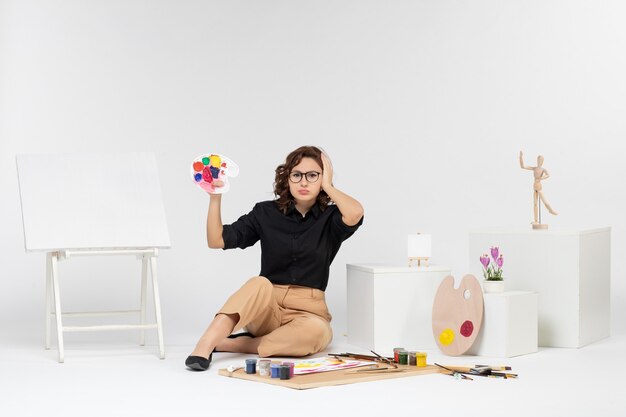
top-left (190, 153), bottom-right (239, 194)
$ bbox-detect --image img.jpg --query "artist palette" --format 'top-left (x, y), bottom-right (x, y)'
top-left (190, 153), bottom-right (239, 194)
top-left (432, 274), bottom-right (484, 356)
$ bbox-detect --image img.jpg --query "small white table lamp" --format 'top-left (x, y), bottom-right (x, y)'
top-left (408, 233), bottom-right (431, 267)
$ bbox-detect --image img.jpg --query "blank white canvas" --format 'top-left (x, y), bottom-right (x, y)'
top-left (16, 152), bottom-right (171, 251)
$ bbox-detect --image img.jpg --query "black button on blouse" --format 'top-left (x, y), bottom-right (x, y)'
top-left (221, 200), bottom-right (363, 291)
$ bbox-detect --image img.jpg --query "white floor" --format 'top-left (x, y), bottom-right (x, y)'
top-left (2, 335), bottom-right (625, 417)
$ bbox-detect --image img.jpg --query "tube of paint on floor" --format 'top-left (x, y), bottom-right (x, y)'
top-left (245, 359), bottom-right (257, 374)
top-left (270, 363), bottom-right (281, 378)
top-left (416, 352), bottom-right (427, 367)
top-left (393, 347), bottom-right (404, 363)
top-left (258, 360), bottom-right (271, 376)
top-left (279, 365), bottom-right (291, 380)
top-left (282, 361), bottom-right (295, 378)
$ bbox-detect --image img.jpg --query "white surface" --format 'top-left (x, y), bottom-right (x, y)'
top-left (1, 0), bottom-right (626, 347)
top-left (469, 227), bottom-right (611, 236)
top-left (407, 234), bottom-right (431, 258)
top-left (1, 336), bottom-right (625, 417)
top-left (470, 228), bottom-right (611, 347)
top-left (17, 152), bottom-right (171, 251)
top-left (1, 4), bottom-right (623, 413)
top-left (347, 263), bottom-right (451, 352)
top-left (347, 264), bottom-right (452, 274)
top-left (469, 291), bottom-right (539, 357)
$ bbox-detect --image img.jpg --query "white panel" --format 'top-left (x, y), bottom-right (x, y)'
top-left (374, 270), bottom-right (447, 353)
top-left (469, 291), bottom-right (538, 358)
top-left (579, 230), bottom-right (611, 346)
top-left (507, 292), bottom-right (539, 357)
top-left (346, 268), bottom-right (374, 349)
top-left (347, 264), bottom-right (450, 355)
top-left (469, 295), bottom-right (507, 356)
top-left (17, 153), bottom-right (171, 251)
top-left (469, 228), bottom-right (610, 347)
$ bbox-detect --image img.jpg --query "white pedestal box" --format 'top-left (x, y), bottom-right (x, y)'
top-left (469, 227), bottom-right (611, 348)
top-left (468, 291), bottom-right (538, 357)
top-left (346, 264), bottom-right (451, 354)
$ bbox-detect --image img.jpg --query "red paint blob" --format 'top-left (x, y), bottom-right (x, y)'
top-left (460, 320), bottom-right (473, 337)
top-left (202, 166), bottom-right (213, 183)
top-left (193, 161), bottom-right (204, 172)
top-left (221, 162), bottom-right (227, 167)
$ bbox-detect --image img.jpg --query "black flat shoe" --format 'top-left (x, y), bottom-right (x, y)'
top-left (185, 352), bottom-right (212, 371)
top-left (227, 332), bottom-right (254, 339)
top-left (214, 332), bottom-right (255, 353)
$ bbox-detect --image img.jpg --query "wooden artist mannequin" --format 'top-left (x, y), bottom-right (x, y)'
top-left (519, 151), bottom-right (558, 229)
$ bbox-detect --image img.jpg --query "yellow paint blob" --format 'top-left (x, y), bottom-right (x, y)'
top-left (439, 329), bottom-right (455, 346)
top-left (209, 155), bottom-right (221, 167)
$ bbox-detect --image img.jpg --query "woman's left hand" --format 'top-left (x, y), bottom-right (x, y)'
top-left (321, 152), bottom-right (333, 192)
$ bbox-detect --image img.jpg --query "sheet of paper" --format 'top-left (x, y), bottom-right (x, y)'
top-left (293, 357), bottom-right (376, 375)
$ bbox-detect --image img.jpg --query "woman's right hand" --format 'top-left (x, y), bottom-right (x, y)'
top-left (207, 183), bottom-right (225, 248)
top-left (209, 180), bottom-right (225, 195)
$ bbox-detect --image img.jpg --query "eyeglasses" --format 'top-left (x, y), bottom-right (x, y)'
top-left (289, 171), bottom-right (321, 183)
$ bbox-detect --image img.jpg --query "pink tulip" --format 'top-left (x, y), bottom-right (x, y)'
top-left (496, 255), bottom-right (504, 269)
top-left (480, 254), bottom-right (490, 268)
top-left (490, 246), bottom-right (499, 261)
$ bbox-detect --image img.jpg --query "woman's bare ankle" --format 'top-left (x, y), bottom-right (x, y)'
top-left (190, 340), bottom-right (214, 358)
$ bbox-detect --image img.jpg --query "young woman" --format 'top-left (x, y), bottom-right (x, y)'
top-left (186, 146), bottom-right (364, 371)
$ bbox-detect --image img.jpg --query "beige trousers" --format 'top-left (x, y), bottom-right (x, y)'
top-left (218, 276), bottom-right (333, 357)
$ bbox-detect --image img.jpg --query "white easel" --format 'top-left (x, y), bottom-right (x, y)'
top-left (44, 249), bottom-right (164, 362)
top-left (17, 153), bottom-right (171, 362)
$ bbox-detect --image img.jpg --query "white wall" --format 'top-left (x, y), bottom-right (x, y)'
top-left (1, 0), bottom-right (625, 348)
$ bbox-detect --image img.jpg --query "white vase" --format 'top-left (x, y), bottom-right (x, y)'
top-left (483, 280), bottom-right (504, 293)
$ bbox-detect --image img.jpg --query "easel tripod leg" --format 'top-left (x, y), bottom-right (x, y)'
top-left (45, 253), bottom-right (52, 350)
top-left (140, 257), bottom-right (148, 346)
top-left (149, 256), bottom-right (165, 359)
top-left (50, 253), bottom-right (65, 363)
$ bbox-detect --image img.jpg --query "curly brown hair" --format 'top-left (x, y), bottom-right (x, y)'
top-left (274, 146), bottom-right (332, 214)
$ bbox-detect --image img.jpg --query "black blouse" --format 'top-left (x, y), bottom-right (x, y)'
top-left (222, 200), bottom-right (363, 291)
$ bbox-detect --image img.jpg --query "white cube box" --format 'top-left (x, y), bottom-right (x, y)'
top-left (469, 227), bottom-right (611, 348)
top-left (468, 291), bottom-right (538, 357)
top-left (347, 264), bottom-right (451, 354)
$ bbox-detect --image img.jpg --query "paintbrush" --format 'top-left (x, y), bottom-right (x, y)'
top-left (439, 365), bottom-right (494, 375)
top-left (343, 352), bottom-right (394, 361)
top-left (439, 365), bottom-right (518, 379)
top-left (475, 364), bottom-right (512, 371)
top-left (434, 363), bottom-right (473, 381)
top-left (348, 368), bottom-right (407, 374)
top-left (439, 365), bottom-right (478, 373)
top-left (370, 350), bottom-right (398, 368)
top-left (491, 371), bottom-right (518, 379)
top-left (329, 352), bottom-right (395, 367)
top-left (346, 364), bottom-right (407, 374)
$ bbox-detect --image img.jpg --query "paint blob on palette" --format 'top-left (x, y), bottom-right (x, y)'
top-left (432, 274), bottom-right (484, 356)
top-left (190, 153), bottom-right (239, 194)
